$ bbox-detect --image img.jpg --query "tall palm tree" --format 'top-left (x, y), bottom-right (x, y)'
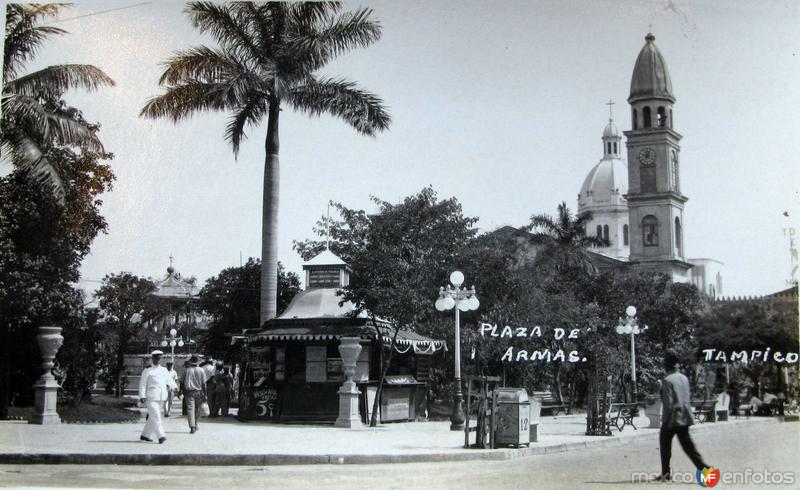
top-left (141, 2), bottom-right (391, 324)
top-left (2, 4), bottom-right (115, 195)
top-left (526, 201), bottom-right (607, 273)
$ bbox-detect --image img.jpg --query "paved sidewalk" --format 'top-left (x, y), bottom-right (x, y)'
top-left (0, 408), bottom-right (780, 465)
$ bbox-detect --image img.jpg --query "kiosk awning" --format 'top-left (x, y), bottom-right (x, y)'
top-left (249, 324), bottom-right (445, 354)
top-left (383, 329), bottom-right (446, 354)
top-left (251, 325), bottom-right (373, 342)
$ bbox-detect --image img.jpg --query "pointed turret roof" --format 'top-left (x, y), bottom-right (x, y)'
top-left (304, 249), bottom-right (348, 267)
top-left (153, 261), bottom-right (198, 299)
top-left (629, 33), bottom-right (675, 103)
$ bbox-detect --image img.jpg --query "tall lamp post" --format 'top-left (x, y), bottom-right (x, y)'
top-left (435, 271), bottom-right (479, 431)
top-left (160, 328), bottom-right (185, 364)
top-left (615, 306), bottom-right (648, 401)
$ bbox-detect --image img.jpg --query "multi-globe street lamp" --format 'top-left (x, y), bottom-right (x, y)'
top-left (435, 271), bottom-right (479, 431)
top-left (160, 328), bottom-right (185, 364)
top-left (615, 306), bottom-right (648, 401)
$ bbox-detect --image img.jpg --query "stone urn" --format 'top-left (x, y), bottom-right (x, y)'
top-left (31, 326), bottom-right (64, 425)
top-left (335, 337), bottom-right (363, 428)
top-left (644, 396), bottom-right (662, 429)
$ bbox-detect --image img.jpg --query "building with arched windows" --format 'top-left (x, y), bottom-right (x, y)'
top-left (576, 32), bottom-right (723, 296)
top-left (577, 118), bottom-right (630, 260)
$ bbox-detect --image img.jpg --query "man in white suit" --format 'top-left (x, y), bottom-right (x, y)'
top-left (139, 350), bottom-right (177, 443)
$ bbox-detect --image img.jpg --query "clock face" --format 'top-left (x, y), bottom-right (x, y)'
top-left (638, 147), bottom-right (656, 166)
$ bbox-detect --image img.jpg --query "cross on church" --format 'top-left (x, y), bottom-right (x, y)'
top-left (605, 99), bottom-right (615, 119)
top-left (169, 254), bottom-right (174, 268)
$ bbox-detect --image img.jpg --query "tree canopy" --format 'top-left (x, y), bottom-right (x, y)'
top-left (141, 1), bottom-right (390, 323)
top-left (2, 3), bottom-right (114, 196)
top-left (199, 259), bottom-right (301, 360)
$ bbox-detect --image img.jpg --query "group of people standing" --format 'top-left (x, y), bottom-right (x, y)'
top-left (138, 350), bottom-right (235, 443)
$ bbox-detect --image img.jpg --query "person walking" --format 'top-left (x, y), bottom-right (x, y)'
top-left (655, 353), bottom-right (712, 482)
top-left (164, 362), bottom-right (179, 417)
top-left (138, 350), bottom-right (177, 444)
top-left (201, 359), bottom-right (217, 417)
top-left (213, 364), bottom-right (234, 417)
top-left (182, 356), bottom-right (208, 434)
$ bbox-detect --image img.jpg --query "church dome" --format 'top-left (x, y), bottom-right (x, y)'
top-left (578, 158), bottom-right (628, 212)
top-left (629, 33), bottom-right (674, 103)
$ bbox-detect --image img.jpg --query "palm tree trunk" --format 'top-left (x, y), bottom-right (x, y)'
top-left (260, 102), bottom-right (280, 325)
top-left (0, 325), bottom-right (9, 419)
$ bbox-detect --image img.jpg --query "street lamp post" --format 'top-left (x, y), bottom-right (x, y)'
top-left (160, 328), bottom-right (185, 364)
top-left (435, 271), bottom-right (479, 431)
top-left (615, 306), bottom-right (648, 401)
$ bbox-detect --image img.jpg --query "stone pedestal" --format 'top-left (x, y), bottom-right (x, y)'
top-left (30, 326), bottom-right (63, 425)
top-left (335, 337), bottom-right (363, 428)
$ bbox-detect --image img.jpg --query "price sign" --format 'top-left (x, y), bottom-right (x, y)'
top-left (252, 388), bottom-right (279, 419)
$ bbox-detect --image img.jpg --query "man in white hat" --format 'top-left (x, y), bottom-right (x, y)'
top-left (138, 350), bottom-right (177, 443)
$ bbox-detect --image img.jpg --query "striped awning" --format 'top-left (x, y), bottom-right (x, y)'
top-left (249, 324), bottom-right (445, 354)
top-left (382, 329), bottom-right (446, 355)
top-left (251, 325), bottom-right (373, 342)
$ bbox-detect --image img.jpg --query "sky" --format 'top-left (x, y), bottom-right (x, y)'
top-left (3, 0), bottom-right (799, 298)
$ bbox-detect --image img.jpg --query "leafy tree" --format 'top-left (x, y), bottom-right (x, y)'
top-left (526, 201), bottom-right (606, 277)
top-left (199, 259), bottom-right (301, 360)
top-left (94, 273), bottom-right (159, 397)
top-left (2, 3), bottom-right (114, 195)
top-left (141, 1), bottom-right (391, 324)
top-left (56, 301), bottom-right (105, 405)
top-left (697, 296), bottom-right (798, 394)
top-left (295, 187), bottom-right (478, 425)
top-left (0, 142), bottom-right (114, 417)
top-left (699, 300), bottom-right (797, 355)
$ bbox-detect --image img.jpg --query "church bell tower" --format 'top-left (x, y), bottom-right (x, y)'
top-left (624, 33), bottom-right (692, 281)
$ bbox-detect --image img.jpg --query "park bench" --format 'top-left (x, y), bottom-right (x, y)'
top-left (606, 402), bottom-right (638, 432)
top-left (692, 399), bottom-right (717, 423)
top-left (532, 391), bottom-right (568, 415)
top-left (754, 397), bottom-right (784, 416)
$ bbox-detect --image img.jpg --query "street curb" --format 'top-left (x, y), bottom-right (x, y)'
top-left (0, 417), bottom-right (780, 466)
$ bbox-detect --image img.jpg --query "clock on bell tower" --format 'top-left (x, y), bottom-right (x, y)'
top-left (623, 33), bottom-right (692, 281)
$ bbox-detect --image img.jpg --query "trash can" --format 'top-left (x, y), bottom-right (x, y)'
top-left (493, 388), bottom-right (531, 447)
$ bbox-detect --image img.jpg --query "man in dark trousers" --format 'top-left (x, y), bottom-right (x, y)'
top-left (656, 353), bottom-right (711, 481)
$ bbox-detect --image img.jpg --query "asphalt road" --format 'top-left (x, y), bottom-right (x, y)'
top-left (2, 421), bottom-right (798, 489)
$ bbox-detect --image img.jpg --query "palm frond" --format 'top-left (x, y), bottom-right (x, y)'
top-left (283, 6), bottom-right (382, 72)
top-left (4, 4), bottom-right (67, 82)
top-left (225, 96), bottom-right (268, 156)
top-left (581, 234), bottom-right (609, 248)
top-left (3, 134), bottom-right (66, 202)
top-left (157, 45), bottom-right (266, 86)
top-left (288, 77), bottom-right (390, 135)
top-left (5, 64), bottom-right (115, 98)
top-left (285, 2), bottom-right (341, 25)
top-left (230, 2), bottom-right (276, 61)
top-left (557, 201), bottom-right (573, 237)
top-left (3, 93), bottom-right (51, 142)
top-left (140, 80), bottom-right (246, 121)
top-left (3, 93), bottom-right (103, 151)
top-left (184, 2), bottom-right (265, 64)
top-left (45, 107), bottom-right (104, 150)
top-left (527, 213), bottom-right (560, 236)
